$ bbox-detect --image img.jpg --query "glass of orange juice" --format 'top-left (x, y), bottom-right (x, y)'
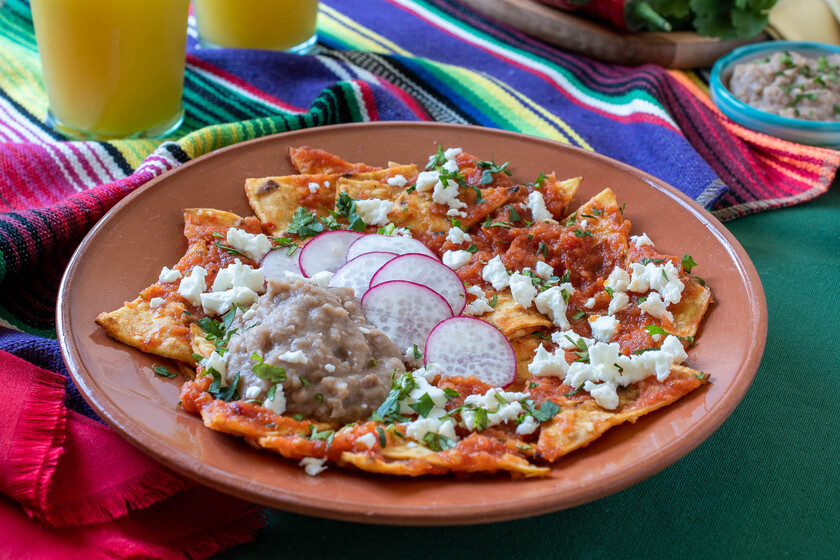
top-left (30, 0), bottom-right (189, 140)
top-left (193, 0), bottom-right (319, 53)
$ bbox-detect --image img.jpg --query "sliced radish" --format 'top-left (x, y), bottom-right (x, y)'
top-left (261, 247), bottom-right (302, 280)
top-left (346, 234), bottom-right (436, 262)
top-left (370, 254), bottom-right (467, 315)
top-left (361, 280), bottom-right (453, 354)
top-left (424, 317), bottom-right (516, 388)
top-left (298, 230), bottom-right (364, 277)
top-left (330, 252), bottom-right (397, 298)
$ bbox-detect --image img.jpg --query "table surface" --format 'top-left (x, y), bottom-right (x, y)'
top-left (211, 182), bottom-right (840, 559)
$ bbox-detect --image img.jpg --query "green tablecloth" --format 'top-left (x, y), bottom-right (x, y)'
top-left (216, 185), bottom-right (840, 560)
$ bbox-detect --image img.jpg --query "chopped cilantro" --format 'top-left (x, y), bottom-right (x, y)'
top-left (315, 393), bottom-right (324, 404)
top-left (523, 399), bottom-right (560, 422)
top-left (308, 425), bottom-right (335, 445)
top-left (444, 387), bottom-right (460, 400)
top-left (694, 372), bottom-right (707, 380)
top-left (573, 229), bottom-right (592, 238)
top-left (571, 307), bottom-right (586, 321)
top-left (266, 384), bottom-right (277, 401)
top-left (292, 413), bottom-right (305, 421)
top-left (152, 364), bottom-right (177, 379)
top-left (563, 384), bottom-right (584, 397)
top-left (426, 145), bottom-right (446, 170)
top-left (475, 159), bottom-right (512, 186)
top-left (409, 393), bottom-right (435, 417)
top-left (473, 407), bottom-right (489, 431)
top-left (213, 241), bottom-right (247, 257)
top-left (250, 353), bottom-right (286, 383)
top-left (538, 241), bottom-right (548, 257)
top-left (565, 213), bottom-right (577, 227)
top-left (208, 370), bottom-right (239, 402)
top-left (682, 254), bottom-right (698, 273)
top-left (286, 206), bottom-right (325, 239)
top-left (466, 244), bottom-right (478, 253)
top-left (376, 426), bottom-right (387, 447)
top-left (334, 192), bottom-right (366, 231)
top-left (529, 172), bottom-right (548, 189)
top-left (506, 205), bottom-right (521, 222)
top-left (423, 432), bottom-right (456, 452)
top-left (528, 381), bottom-right (538, 389)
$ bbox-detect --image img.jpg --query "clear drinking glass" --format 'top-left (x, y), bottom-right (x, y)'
top-left (193, 0), bottom-right (319, 53)
top-left (30, 0), bottom-right (190, 140)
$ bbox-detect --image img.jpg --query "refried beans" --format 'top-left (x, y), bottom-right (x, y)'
top-left (223, 277), bottom-right (405, 424)
top-left (729, 50), bottom-right (840, 121)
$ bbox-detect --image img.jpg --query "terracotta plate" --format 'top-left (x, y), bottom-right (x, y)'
top-left (57, 122), bottom-right (767, 525)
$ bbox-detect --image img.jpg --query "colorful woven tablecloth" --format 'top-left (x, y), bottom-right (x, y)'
top-left (0, 0), bottom-right (838, 557)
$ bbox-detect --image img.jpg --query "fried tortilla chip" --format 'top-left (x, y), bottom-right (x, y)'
top-left (484, 292), bottom-right (553, 340)
top-left (245, 174), bottom-right (339, 235)
top-left (535, 365), bottom-right (708, 462)
top-left (288, 146), bottom-right (380, 175)
top-left (96, 208), bottom-right (260, 365)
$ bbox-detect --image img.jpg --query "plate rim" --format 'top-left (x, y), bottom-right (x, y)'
top-left (56, 121), bottom-right (767, 525)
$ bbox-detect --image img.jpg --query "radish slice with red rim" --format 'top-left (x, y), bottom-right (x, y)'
top-left (346, 234), bottom-right (436, 262)
top-left (330, 251), bottom-right (397, 298)
top-left (261, 246), bottom-right (302, 280)
top-left (298, 230), bottom-right (365, 277)
top-left (424, 316), bottom-right (516, 388)
top-left (361, 280), bottom-right (453, 355)
top-left (370, 253), bottom-right (467, 315)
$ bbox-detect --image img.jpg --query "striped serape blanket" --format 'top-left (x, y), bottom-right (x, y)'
top-left (0, 0), bottom-right (837, 339)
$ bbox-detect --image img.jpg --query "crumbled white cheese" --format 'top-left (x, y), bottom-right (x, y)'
top-left (432, 179), bottom-right (467, 212)
top-left (628, 261), bottom-right (684, 305)
top-left (386, 174), bottom-right (407, 187)
top-left (242, 303), bottom-right (258, 322)
top-left (226, 228), bottom-right (272, 263)
top-left (631, 233), bottom-right (654, 247)
top-left (446, 209), bottom-right (467, 218)
top-left (442, 159), bottom-right (459, 173)
top-left (607, 291), bottom-right (630, 315)
top-left (463, 285), bottom-right (493, 316)
top-left (563, 335), bottom-right (688, 410)
top-left (244, 386), bottom-right (261, 400)
top-left (461, 388), bottom-right (529, 431)
top-left (324, 364), bottom-right (336, 373)
top-left (527, 343), bottom-right (569, 378)
top-left (264, 384), bottom-right (287, 414)
top-left (178, 266), bottom-right (207, 306)
top-left (149, 297), bottom-right (165, 309)
top-left (442, 249), bottom-right (473, 270)
top-left (516, 415), bottom-right (539, 435)
top-left (405, 416), bottom-right (458, 442)
top-left (444, 147), bottom-right (463, 160)
top-left (605, 267), bottom-right (631, 293)
top-left (481, 256), bottom-right (509, 290)
top-left (446, 226), bottom-right (472, 244)
top-left (212, 260), bottom-right (265, 293)
top-left (551, 329), bottom-right (595, 350)
top-left (158, 266), bottom-right (182, 283)
top-left (526, 191), bottom-right (556, 223)
top-left (355, 198), bottom-right (394, 227)
top-left (509, 272), bottom-right (538, 309)
top-left (308, 182), bottom-right (320, 193)
top-left (534, 261), bottom-right (554, 280)
top-left (357, 432), bottom-right (377, 450)
top-left (588, 314), bottom-right (619, 343)
top-left (200, 286), bottom-right (260, 316)
top-left (584, 297), bottom-right (596, 309)
top-left (393, 227), bottom-right (413, 237)
top-left (311, 270), bottom-right (334, 288)
top-left (404, 345), bottom-right (424, 368)
top-left (278, 350), bottom-right (308, 364)
top-left (415, 170), bottom-right (439, 192)
top-left (580, 219), bottom-right (589, 230)
top-left (638, 291), bottom-right (674, 323)
top-left (283, 271), bottom-right (307, 282)
top-left (534, 283), bottom-right (574, 330)
top-left (299, 457), bottom-right (327, 476)
top-left (398, 375), bottom-right (450, 415)
top-left (205, 350), bottom-right (228, 378)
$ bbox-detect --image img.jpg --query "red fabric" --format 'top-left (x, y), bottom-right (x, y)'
top-left (0, 350), bottom-right (265, 558)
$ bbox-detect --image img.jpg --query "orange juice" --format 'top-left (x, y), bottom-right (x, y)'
top-left (193, 0), bottom-right (319, 52)
top-left (30, 0), bottom-right (189, 139)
